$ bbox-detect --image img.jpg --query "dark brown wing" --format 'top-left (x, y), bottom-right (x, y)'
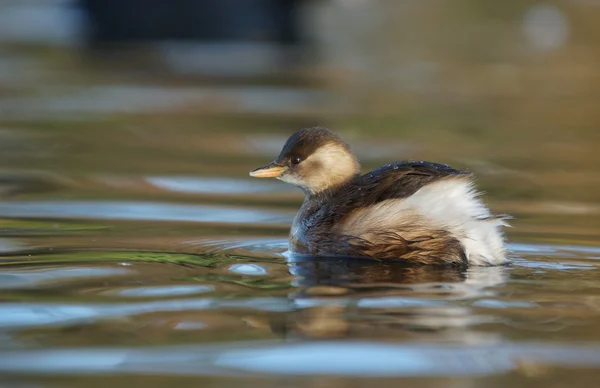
top-left (327, 160), bottom-right (469, 216)
top-left (299, 161), bottom-right (470, 264)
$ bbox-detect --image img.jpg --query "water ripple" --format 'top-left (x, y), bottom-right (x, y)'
top-left (2, 341), bottom-right (600, 377)
top-left (0, 201), bottom-right (293, 224)
top-left (147, 176), bottom-right (295, 195)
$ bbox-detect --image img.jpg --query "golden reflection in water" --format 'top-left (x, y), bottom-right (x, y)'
top-left (242, 258), bottom-right (508, 340)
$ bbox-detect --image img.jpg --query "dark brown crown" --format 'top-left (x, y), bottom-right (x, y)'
top-left (276, 127), bottom-right (351, 164)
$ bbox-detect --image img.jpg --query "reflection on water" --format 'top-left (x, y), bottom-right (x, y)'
top-left (1, 1), bottom-right (600, 387)
top-left (4, 341), bottom-right (600, 378)
top-left (146, 176), bottom-right (296, 195)
top-left (0, 234), bottom-right (599, 382)
top-left (0, 200), bottom-right (292, 224)
top-left (0, 141), bottom-right (599, 386)
top-left (0, 138), bottom-right (599, 387)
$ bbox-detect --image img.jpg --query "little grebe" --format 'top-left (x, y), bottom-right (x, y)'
top-left (250, 127), bottom-right (509, 266)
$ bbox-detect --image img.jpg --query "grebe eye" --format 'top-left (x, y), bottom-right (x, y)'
top-left (292, 156), bottom-right (302, 165)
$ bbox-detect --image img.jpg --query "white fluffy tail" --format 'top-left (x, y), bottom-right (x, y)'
top-left (404, 177), bottom-right (509, 265)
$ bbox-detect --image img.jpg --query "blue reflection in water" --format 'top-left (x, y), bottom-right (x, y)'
top-left (215, 343), bottom-right (432, 376)
top-left (0, 297), bottom-right (295, 329)
top-left (0, 201), bottom-right (293, 224)
top-left (228, 264), bottom-right (268, 275)
top-left (147, 176), bottom-right (295, 194)
top-left (2, 342), bottom-right (600, 377)
top-left (115, 285), bottom-right (215, 298)
top-left (0, 266), bottom-right (131, 290)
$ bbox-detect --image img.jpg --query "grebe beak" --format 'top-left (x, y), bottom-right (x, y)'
top-left (249, 162), bottom-right (287, 178)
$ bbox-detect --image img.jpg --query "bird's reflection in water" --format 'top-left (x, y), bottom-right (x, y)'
top-left (289, 256), bottom-right (467, 288)
top-left (266, 256), bottom-right (508, 340)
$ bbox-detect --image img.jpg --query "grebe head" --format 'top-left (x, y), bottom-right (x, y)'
top-left (250, 127), bottom-right (360, 195)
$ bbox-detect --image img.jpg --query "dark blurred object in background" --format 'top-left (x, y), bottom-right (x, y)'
top-left (80, 0), bottom-right (303, 46)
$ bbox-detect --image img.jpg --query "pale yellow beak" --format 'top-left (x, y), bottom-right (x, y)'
top-left (249, 162), bottom-right (287, 178)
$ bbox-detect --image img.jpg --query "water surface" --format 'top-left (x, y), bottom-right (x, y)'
top-left (1, 4), bottom-right (600, 386)
top-left (0, 161), bottom-right (599, 387)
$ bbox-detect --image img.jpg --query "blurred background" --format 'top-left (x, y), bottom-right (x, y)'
top-left (0, 0), bottom-right (598, 234)
top-left (1, 1), bottom-right (600, 386)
